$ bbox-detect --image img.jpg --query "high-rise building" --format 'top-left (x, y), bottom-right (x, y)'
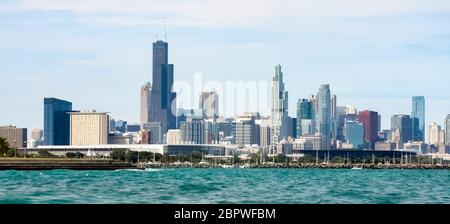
top-left (259, 125), bottom-right (271, 148)
top-left (236, 113), bottom-right (260, 147)
top-left (336, 106), bottom-right (358, 141)
top-left (180, 117), bottom-right (205, 144)
top-left (299, 119), bottom-right (315, 136)
top-left (199, 91), bottom-right (219, 120)
top-left (331, 95), bottom-right (337, 119)
top-left (147, 39), bottom-right (177, 135)
top-left (271, 65), bottom-right (289, 144)
top-left (142, 122), bottom-right (163, 144)
top-left (343, 121), bottom-right (365, 149)
top-left (317, 84), bottom-right (331, 150)
top-left (31, 129), bottom-right (43, 140)
top-left (358, 110), bottom-right (379, 149)
top-left (69, 112), bottom-right (109, 146)
top-left (446, 115), bottom-right (450, 146)
top-left (412, 96), bottom-right (425, 142)
top-left (296, 99), bottom-right (313, 138)
top-left (0, 126), bottom-right (27, 149)
top-left (391, 114), bottom-right (413, 144)
top-left (140, 82), bottom-right (152, 126)
top-left (44, 98), bottom-right (72, 145)
top-left (427, 122), bottom-right (441, 146)
top-left (439, 129), bottom-right (446, 154)
top-left (204, 120), bottom-right (219, 144)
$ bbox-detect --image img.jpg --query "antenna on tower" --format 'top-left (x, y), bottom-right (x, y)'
top-left (163, 18), bottom-right (167, 41)
top-left (156, 23), bottom-right (159, 41)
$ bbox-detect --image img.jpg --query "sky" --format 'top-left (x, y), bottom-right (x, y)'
top-left (1, 0), bottom-right (450, 134)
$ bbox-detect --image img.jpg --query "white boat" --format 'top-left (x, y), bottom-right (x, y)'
top-left (239, 164), bottom-right (250, 169)
top-left (351, 166), bottom-right (363, 170)
top-left (220, 164), bottom-right (234, 169)
top-left (199, 159), bottom-right (209, 165)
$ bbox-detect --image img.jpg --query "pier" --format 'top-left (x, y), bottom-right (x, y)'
top-left (0, 159), bottom-right (135, 170)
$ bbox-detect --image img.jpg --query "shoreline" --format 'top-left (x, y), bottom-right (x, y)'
top-left (0, 159), bottom-right (448, 170)
top-left (140, 163), bottom-right (450, 170)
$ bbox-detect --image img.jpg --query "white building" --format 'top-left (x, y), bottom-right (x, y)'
top-left (70, 111), bottom-right (109, 146)
top-left (167, 129), bottom-right (182, 145)
top-left (427, 122), bottom-right (441, 145)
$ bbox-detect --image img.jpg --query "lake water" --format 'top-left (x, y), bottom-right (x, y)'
top-left (0, 168), bottom-right (449, 204)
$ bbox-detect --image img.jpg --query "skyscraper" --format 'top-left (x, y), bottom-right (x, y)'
top-left (358, 110), bottom-right (379, 149)
top-left (330, 95), bottom-right (337, 119)
top-left (236, 113), bottom-right (260, 147)
top-left (44, 98), bottom-right (72, 146)
top-left (446, 115), bottom-right (450, 146)
top-left (343, 121), bottom-right (365, 149)
top-left (140, 82), bottom-right (151, 126)
top-left (391, 114), bottom-right (413, 144)
top-left (427, 122), bottom-right (441, 146)
top-left (296, 99), bottom-right (313, 138)
top-left (412, 96), bottom-right (425, 142)
top-left (271, 65), bottom-right (289, 144)
top-left (148, 39), bottom-right (177, 135)
top-left (199, 91), bottom-right (219, 120)
top-left (317, 84), bottom-right (331, 150)
top-left (180, 117), bottom-right (205, 144)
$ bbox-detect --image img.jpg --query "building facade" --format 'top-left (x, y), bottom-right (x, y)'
top-left (140, 82), bottom-right (152, 126)
top-left (296, 99), bottom-right (313, 138)
top-left (0, 126), bottom-right (27, 149)
top-left (317, 84), bottom-right (331, 150)
top-left (147, 40), bottom-right (177, 136)
top-left (412, 96), bottom-right (425, 142)
top-left (44, 98), bottom-right (72, 145)
top-left (180, 118), bottom-right (205, 144)
top-left (167, 129), bottom-right (182, 145)
top-left (199, 91), bottom-right (219, 120)
top-left (358, 110), bottom-right (379, 149)
top-left (235, 113), bottom-right (260, 147)
top-left (391, 114), bottom-right (413, 144)
top-left (31, 129), bottom-right (43, 140)
top-left (271, 64), bottom-right (289, 144)
top-left (343, 121), bottom-right (365, 149)
top-left (446, 115), bottom-right (450, 146)
top-left (70, 112), bottom-right (109, 146)
top-left (427, 122), bottom-right (441, 146)
top-left (142, 122), bottom-right (163, 144)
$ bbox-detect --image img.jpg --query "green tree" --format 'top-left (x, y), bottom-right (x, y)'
top-left (38, 149), bottom-right (57, 158)
top-left (111, 150), bottom-right (126, 161)
top-left (0, 137), bottom-right (10, 157)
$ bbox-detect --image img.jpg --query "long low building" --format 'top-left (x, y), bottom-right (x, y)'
top-left (22, 144), bottom-right (237, 157)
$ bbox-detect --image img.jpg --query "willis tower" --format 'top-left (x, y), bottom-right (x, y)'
top-left (142, 36), bottom-right (177, 137)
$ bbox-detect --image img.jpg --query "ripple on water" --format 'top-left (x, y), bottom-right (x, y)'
top-left (1, 169), bottom-right (450, 204)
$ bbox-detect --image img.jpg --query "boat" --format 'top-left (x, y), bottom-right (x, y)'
top-left (351, 166), bottom-right (363, 170)
top-left (239, 164), bottom-right (250, 169)
top-left (220, 164), bottom-right (234, 169)
top-left (199, 159), bottom-right (209, 165)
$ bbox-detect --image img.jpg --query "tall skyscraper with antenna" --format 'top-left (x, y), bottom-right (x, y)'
top-left (141, 25), bottom-right (177, 139)
top-left (271, 64), bottom-right (289, 145)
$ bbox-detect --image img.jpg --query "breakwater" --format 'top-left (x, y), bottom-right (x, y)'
top-left (0, 159), bottom-right (135, 170)
top-left (140, 163), bottom-right (450, 170)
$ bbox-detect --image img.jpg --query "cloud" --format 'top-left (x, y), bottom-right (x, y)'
top-left (15, 0), bottom-right (450, 28)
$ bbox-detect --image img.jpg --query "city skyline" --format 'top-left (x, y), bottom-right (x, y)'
top-left (1, 0), bottom-right (450, 132)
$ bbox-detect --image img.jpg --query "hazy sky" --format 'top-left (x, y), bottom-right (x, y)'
top-left (1, 0), bottom-right (450, 133)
